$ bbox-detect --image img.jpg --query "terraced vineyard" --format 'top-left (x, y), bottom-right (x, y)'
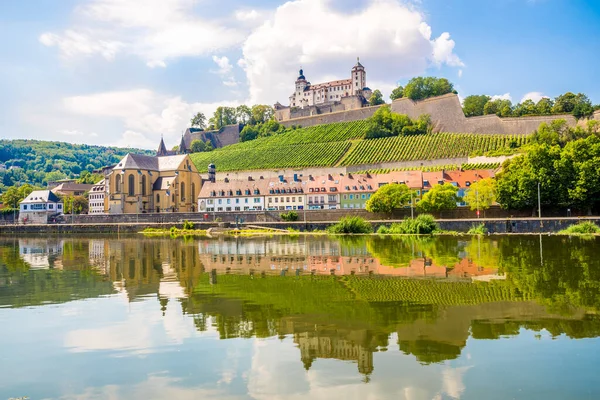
top-left (340, 133), bottom-right (529, 166)
top-left (341, 276), bottom-right (527, 306)
top-left (190, 119), bottom-right (528, 172)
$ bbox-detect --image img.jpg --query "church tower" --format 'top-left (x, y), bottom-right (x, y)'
top-left (291, 68), bottom-right (308, 107)
top-left (351, 58), bottom-right (366, 95)
top-left (178, 135), bottom-right (188, 154)
top-left (157, 136), bottom-right (168, 157)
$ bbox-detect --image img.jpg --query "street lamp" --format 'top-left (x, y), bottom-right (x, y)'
top-left (537, 181), bottom-right (541, 219)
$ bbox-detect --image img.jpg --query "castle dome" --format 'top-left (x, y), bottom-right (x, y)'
top-left (297, 68), bottom-right (306, 81)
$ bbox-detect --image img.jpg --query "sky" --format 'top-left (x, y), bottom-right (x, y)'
top-left (1, 0), bottom-right (599, 150)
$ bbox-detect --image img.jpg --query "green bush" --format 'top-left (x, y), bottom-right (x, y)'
top-left (467, 223), bottom-right (487, 235)
top-left (377, 214), bottom-right (438, 234)
top-left (560, 221), bottom-right (600, 234)
top-left (182, 220), bottom-right (195, 230)
top-left (327, 216), bottom-right (373, 234)
top-left (280, 211), bottom-right (299, 222)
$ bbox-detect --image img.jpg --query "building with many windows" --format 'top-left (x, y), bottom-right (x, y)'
top-left (106, 153), bottom-right (202, 214)
top-left (197, 177), bottom-right (267, 213)
top-left (18, 190), bottom-right (63, 224)
top-left (88, 179), bottom-right (106, 214)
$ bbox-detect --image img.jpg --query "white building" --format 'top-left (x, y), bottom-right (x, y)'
top-left (197, 177), bottom-right (267, 213)
top-left (89, 179), bottom-right (106, 214)
top-left (19, 190), bottom-right (63, 224)
top-left (265, 176), bottom-right (306, 211)
top-left (289, 59), bottom-right (370, 108)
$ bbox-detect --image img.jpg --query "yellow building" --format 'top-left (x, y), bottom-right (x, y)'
top-left (106, 153), bottom-right (202, 214)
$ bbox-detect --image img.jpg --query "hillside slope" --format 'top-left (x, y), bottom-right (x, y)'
top-left (0, 139), bottom-right (154, 190)
top-left (190, 120), bottom-right (529, 173)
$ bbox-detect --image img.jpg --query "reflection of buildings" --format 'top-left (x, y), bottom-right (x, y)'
top-left (19, 238), bottom-right (64, 269)
top-left (89, 239), bottom-right (109, 275)
top-left (294, 331), bottom-right (374, 376)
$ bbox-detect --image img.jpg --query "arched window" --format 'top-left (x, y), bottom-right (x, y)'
top-left (191, 183), bottom-right (196, 202)
top-left (141, 175), bottom-right (147, 196)
top-left (115, 174), bottom-right (122, 193)
top-left (180, 182), bottom-right (185, 201)
top-left (156, 193), bottom-right (160, 203)
top-left (128, 174), bottom-right (135, 196)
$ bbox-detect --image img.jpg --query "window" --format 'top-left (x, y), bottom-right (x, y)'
top-left (254, 198), bottom-right (260, 203)
top-left (128, 174), bottom-right (135, 196)
top-left (23, 205), bottom-right (27, 210)
top-left (116, 174), bottom-right (122, 192)
top-left (191, 183), bottom-right (196, 201)
top-left (218, 199), bottom-right (222, 204)
top-left (308, 196), bottom-right (312, 203)
top-left (245, 198), bottom-right (249, 203)
top-left (320, 196), bottom-right (325, 203)
top-left (349, 194), bottom-right (354, 200)
top-left (361, 194), bottom-right (366, 199)
top-left (236, 198), bottom-right (239, 204)
top-left (49, 204), bottom-right (53, 209)
top-left (142, 175), bottom-right (147, 195)
top-left (286, 197), bottom-right (290, 203)
top-left (269, 198), bottom-right (272, 203)
top-left (275, 197), bottom-right (278, 203)
top-left (343, 194), bottom-right (347, 199)
top-left (180, 182), bottom-right (185, 201)
top-left (207, 199), bottom-right (213, 205)
top-left (226, 199), bottom-right (230, 204)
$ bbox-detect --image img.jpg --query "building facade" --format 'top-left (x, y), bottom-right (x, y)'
top-left (19, 190), bottom-right (63, 224)
top-left (89, 179), bottom-right (106, 215)
top-left (106, 153), bottom-right (202, 214)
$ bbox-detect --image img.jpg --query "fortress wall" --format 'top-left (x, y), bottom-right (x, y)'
top-left (279, 105), bottom-right (383, 128)
top-left (280, 93), bottom-right (585, 134)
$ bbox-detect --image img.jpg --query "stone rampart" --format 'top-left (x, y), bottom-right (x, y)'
top-left (280, 93), bottom-right (585, 134)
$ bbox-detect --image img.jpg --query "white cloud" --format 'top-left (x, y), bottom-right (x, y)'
top-left (62, 88), bottom-right (240, 149)
top-left (490, 93), bottom-right (512, 102)
top-left (235, 9), bottom-right (260, 21)
top-left (240, 0), bottom-right (463, 104)
top-left (40, 0), bottom-right (244, 66)
top-left (212, 55), bottom-right (233, 75)
top-left (520, 91), bottom-right (546, 103)
top-left (458, 69), bottom-right (463, 78)
top-left (39, 30), bottom-right (123, 60)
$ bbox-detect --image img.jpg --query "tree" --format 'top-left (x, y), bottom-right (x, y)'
top-left (462, 95), bottom-right (490, 117)
top-left (483, 99), bottom-right (512, 117)
top-left (209, 107), bottom-right (237, 129)
top-left (63, 195), bottom-right (88, 214)
top-left (463, 178), bottom-right (496, 213)
top-left (250, 105), bottom-right (274, 125)
top-left (513, 99), bottom-right (537, 117)
top-left (403, 77), bottom-right (456, 101)
top-left (240, 125), bottom-right (259, 142)
top-left (390, 86), bottom-right (404, 101)
top-left (366, 183), bottom-right (412, 213)
top-left (235, 105), bottom-right (252, 125)
top-left (364, 107), bottom-right (430, 139)
top-left (76, 171), bottom-right (103, 184)
top-left (369, 89), bottom-right (385, 106)
top-left (190, 112), bottom-right (207, 129)
top-left (0, 184), bottom-right (35, 208)
top-left (536, 97), bottom-right (554, 114)
top-left (43, 170), bottom-right (67, 184)
top-left (190, 139), bottom-right (206, 153)
top-left (416, 184), bottom-right (459, 212)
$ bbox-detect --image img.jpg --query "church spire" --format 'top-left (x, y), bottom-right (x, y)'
top-left (157, 136), bottom-right (168, 157)
top-left (178, 134), bottom-right (188, 154)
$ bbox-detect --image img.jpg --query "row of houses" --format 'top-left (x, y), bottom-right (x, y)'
top-left (17, 142), bottom-right (495, 222)
top-left (197, 168), bottom-right (494, 213)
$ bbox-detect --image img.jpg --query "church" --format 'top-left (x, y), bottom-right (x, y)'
top-left (275, 58), bottom-right (372, 122)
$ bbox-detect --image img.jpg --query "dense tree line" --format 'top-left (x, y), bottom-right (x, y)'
top-left (463, 92), bottom-right (598, 119)
top-left (496, 120), bottom-right (600, 213)
top-left (390, 77), bottom-right (456, 101)
top-left (0, 140), bottom-right (152, 192)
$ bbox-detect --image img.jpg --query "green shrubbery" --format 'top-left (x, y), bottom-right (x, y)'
top-left (182, 220), bottom-right (195, 230)
top-left (327, 216), bottom-right (373, 234)
top-left (559, 221), bottom-right (600, 235)
top-left (280, 211), bottom-right (299, 222)
top-left (467, 223), bottom-right (487, 235)
top-left (377, 214), bottom-right (438, 235)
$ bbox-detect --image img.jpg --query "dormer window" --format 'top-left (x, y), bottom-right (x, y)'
top-left (254, 189), bottom-right (259, 195)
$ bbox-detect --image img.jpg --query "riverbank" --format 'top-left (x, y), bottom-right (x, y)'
top-left (2, 216), bottom-right (600, 235)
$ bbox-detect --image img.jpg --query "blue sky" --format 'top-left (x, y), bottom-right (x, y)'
top-left (1, 0), bottom-right (599, 149)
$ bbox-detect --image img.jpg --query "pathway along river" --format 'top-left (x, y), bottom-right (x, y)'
top-left (1, 235), bottom-right (599, 399)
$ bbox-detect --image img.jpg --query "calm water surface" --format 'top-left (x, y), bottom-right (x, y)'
top-left (1, 234), bottom-right (599, 399)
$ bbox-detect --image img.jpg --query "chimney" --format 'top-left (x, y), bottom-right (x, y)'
top-left (328, 174), bottom-right (333, 180)
top-left (260, 176), bottom-right (264, 180)
top-left (248, 176), bottom-right (253, 181)
top-left (224, 177), bottom-right (229, 183)
top-left (348, 173), bottom-right (353, 179)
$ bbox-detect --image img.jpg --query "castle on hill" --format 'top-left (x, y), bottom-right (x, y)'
top-left (275, 58), bottom-right (373, 122)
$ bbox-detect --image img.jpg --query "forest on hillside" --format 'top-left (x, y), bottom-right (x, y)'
top-left (0, 139), bottom-right (154, 191)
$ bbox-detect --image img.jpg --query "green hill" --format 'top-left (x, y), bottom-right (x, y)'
top-left (0, 139), bottom-right (154, 190)
top-left (190, 120), bottom-right (529, 173)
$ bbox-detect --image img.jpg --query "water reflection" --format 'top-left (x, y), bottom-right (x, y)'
top-left (1, 235), bottom-right (600, 399)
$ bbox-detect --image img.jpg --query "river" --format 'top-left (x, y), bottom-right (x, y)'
top-left (1, 234), bottom-right (599, 399)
